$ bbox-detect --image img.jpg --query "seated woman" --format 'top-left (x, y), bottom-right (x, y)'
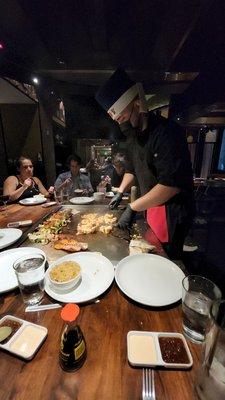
top-left (3, 155), bottom-right (53, 202)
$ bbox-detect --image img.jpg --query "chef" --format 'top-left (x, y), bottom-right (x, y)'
top-left (95, 69), bottom-right (195, 259)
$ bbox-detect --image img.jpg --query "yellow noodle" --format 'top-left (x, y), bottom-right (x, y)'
top-left (50, 261), bottom-right (81, 282)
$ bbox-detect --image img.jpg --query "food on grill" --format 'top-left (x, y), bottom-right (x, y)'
top-left (28, 210), bottom-right (72, 244)
top-left (129, 239), bottom-right (156, 255)
top-left (76, 213), bottom-right (117, 235)
top-left (77, 223), bottom-right (97, 235)
top-left (97, 214), bottom-right (117, 225)
top-left (54, 235), bottom-right (88, 252)
top-left (49, 261), bottom-right (81, 282)
top-left (99, 225), bottom-right (113, 235)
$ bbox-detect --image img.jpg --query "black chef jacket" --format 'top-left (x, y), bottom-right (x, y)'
top-left (125, 112), bottom-right (195, 246)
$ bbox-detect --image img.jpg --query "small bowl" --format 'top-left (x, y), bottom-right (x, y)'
top-left (48, 265), bottom-right (81, 292)
top-left (93, 192), bottom-right (105, 201)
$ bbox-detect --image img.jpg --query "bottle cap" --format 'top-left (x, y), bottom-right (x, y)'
top-left (61, 303), bottom-right (80, 322)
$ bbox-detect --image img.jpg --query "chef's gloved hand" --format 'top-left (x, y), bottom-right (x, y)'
top-left (117, 204), bottom-right (136, 230)
top-left (109, 192), bottom-right (123, 209)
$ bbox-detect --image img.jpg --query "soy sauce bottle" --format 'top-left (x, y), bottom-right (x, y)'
top-left (59, 303), bottom-right (87, 372)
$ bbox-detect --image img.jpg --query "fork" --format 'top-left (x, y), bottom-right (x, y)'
top-left (142, 368), bottom-right (156, 400)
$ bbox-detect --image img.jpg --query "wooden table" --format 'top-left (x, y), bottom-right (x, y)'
top-left (0, 203), bottom-right (201, 400)
top-left (0, 203), bottom-right (61, 250)
top-left (0, 202), bottom-right (60, 230)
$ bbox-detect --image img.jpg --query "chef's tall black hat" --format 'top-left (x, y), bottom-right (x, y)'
top-left (95, 68), bottom-right (138, 119)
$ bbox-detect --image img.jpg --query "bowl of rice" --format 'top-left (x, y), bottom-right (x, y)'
top-left (48, 261), bottom-right (81, 292)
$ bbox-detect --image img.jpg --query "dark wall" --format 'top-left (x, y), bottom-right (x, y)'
top-left (0, 103), bottom-right (41, 160)
top-left (0, 103), bottom-right (43, 185)
top-left (0, 113), bottom-right (8, 187)
top-left (64, 95), bottom-right (124, 144)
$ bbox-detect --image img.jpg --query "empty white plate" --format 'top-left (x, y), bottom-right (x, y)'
top-left (45, 252), bottom-right (114, 303)
top-left (0, 228), bottom-right (22, 250)
top-left (19, 197), bottom-right (47, 205)
top-left (115, 254), bottom-right (185, 307)
top-left (69, 197), bottom-right (94, 205)
top-left (0, 247), bottom-right (46, 293)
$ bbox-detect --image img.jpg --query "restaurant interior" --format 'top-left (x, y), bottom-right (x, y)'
top-left (0, 1), bottom-right (225, 400)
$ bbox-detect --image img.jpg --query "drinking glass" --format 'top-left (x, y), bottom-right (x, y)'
top-left (195, 300), bottom-right (225, 400)
top-left (182, 275), bottom-right (221, 343)
top-left (97, 186), bottom-right (106, 195)
top-left (54, 188), bottom-right (62, 204)
top-left (13, 253), bottom-right (46, 305)
top-left (0, 194), bottom-right (9, 206)
top-left (62, 187), bottom-right (70, 203)
top-left (0, 195), bottom-right (9, 213)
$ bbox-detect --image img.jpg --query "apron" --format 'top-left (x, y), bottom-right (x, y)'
top-left (125, 120), bottom-right (194, 245)
top-left (147, 206), bottom-right (169, 243)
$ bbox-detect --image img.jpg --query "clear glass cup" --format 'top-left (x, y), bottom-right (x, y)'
top-left (182, 275), bottom-right (221, 343)
top-left (97, 186), bottom-right (106, 195)
top-left (195, 300), bottom-right (225, 400)
top-left (62, 187), bottom-right (70, 203)
top-left (0, 194), bottom-right (9, 214)
top-left (54, 188), bottom-right (62, 204)
top-left (13, 253), bottom-right (46, 305)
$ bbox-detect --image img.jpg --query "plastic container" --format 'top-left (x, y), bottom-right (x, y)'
top-left (127, 331), bottom-right (193, 369)
top-left (0, 315), bottom-right (47, 360)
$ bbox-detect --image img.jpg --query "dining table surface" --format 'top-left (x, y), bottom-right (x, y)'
top-left (0, 201), bottom-right (202, 400)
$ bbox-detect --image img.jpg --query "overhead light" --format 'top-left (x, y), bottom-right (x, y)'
top-left (58, 59), bottom-right (66, 65)
top-left (0, 43), bottom-right (4, 50)
top-left (32, 77), bottom-right (39, 85)
top-left (177, 117), bottom-right (180, 121)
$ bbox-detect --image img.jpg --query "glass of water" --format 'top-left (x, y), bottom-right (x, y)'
top-left (195, 300), bottom-right (225, 400)
top-left (182, 275), bottom-right (221, 343)
top-left (13, 253), bottom-right (46, 306)
top-left (54, 188), bottom-right (62, 204)
top-left (62, 187), bottom-right (70, 203)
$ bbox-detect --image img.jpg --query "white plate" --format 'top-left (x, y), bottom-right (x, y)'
top-left (0, 228), bottom-right (22, 250)
top-left (115, 254), bottom-right (185, 307)
top-left (45, 252), bottom-right (114, 303)
top-left (69, 197), bottom-right (94, 205)
top-left (0, 247), bottom-right (46, 293)
top-left (19, 197), bottom-right (47, 205)
top-left (74, 189), bottom-right (84, 194)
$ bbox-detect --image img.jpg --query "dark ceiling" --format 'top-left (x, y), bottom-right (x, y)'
top-left (0, 0), bottom-right (225, 114)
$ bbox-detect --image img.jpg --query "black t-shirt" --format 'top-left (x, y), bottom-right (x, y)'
top-left (16, 177), bottom-right (40, 201)
top-left (108, 167), bottom-right (124, 188)
top-left (125, 112), bottom-right (195, 238)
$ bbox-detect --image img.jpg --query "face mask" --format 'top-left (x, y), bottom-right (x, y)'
top-left (119, 121), bottom-right (135, 137)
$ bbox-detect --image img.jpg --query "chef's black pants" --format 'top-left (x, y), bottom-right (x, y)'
top-left (162, 222), bottom-right (190, 260)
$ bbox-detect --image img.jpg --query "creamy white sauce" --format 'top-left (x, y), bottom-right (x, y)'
top-left (10, 325), bottom-right (46, 357)
top-left (129, 335), bottom-right (157, 364)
